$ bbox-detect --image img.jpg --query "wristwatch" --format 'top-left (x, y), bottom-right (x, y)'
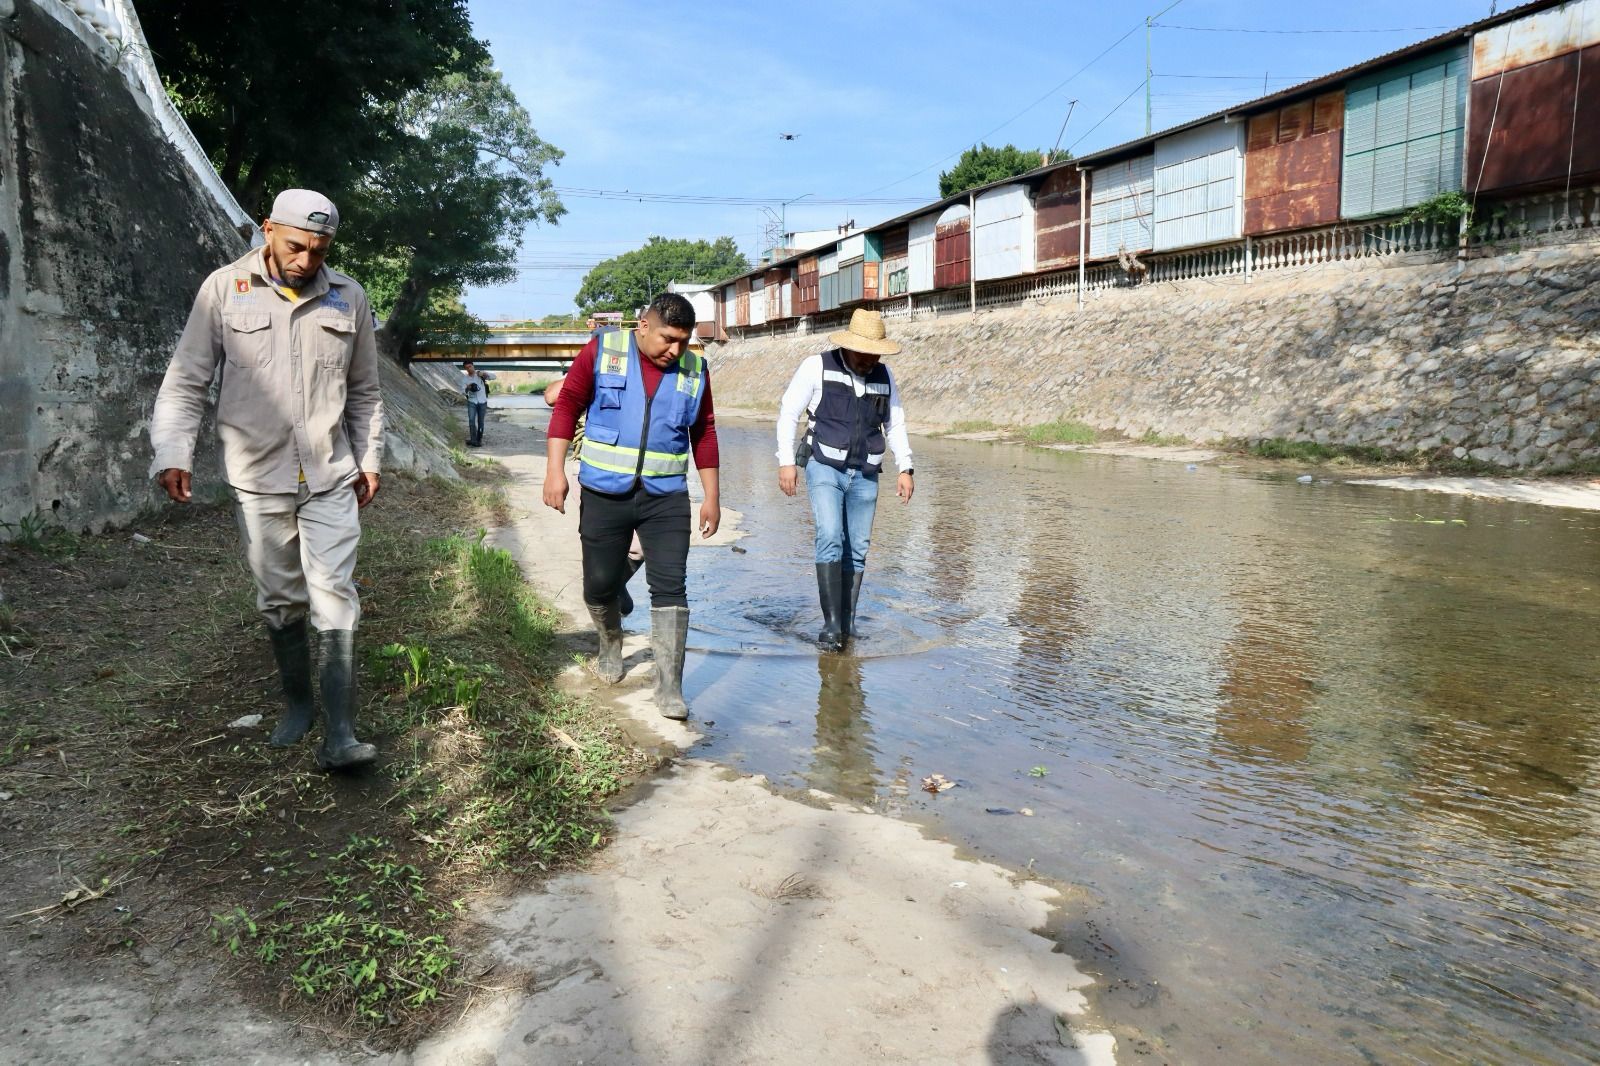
top-left (902, 469), bottom-right (914, 476)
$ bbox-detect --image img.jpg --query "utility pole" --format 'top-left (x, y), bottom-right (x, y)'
top-left (1145, 15), bottom-right (1153, 135)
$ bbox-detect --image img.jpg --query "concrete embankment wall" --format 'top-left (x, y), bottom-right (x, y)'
top-left (0, 0), bottom-right (457, 532)
top-left (708, 239), bottom-right (1600, 470)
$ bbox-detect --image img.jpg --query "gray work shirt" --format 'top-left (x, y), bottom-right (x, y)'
top-left (149, 247), bottom-right (384, 494)
top-left (463, 370), bottom-right (495, 404)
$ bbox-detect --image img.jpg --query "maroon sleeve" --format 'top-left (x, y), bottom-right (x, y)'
top-left (690, 365), bottom-right (719, 470)
top-left (549, 338), bottom-right (598, 441)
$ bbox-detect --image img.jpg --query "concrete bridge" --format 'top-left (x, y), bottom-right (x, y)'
top-left (412, 328), bottom-right (598, 372)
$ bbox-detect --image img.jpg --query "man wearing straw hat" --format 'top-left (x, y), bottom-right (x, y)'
top-left (776, 308), bottom-right (914, 652)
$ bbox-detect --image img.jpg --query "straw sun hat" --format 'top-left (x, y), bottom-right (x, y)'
top-left (828, 308), bottom-right (901, 357)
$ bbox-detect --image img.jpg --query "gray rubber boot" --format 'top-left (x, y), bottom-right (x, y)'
top-left (587, 601), bottom-right (625, 683)
top-left (844, 570), bottom-right (865, 643)
top-left (267, 619), bottom-right (316, 747)
top-left (618, 556), bottom-right (645, 618)
top-left (650, 606), bottom-right (690, 720)
top-left (815, 563), bottom-right (845, 652)
top-left (314, 630), bottom-right (378, 771)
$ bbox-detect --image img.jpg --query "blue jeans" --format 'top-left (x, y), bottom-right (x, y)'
top-left (467, 402), bottom-right (487, 441)
top-left (805, 462), bottom-right (879, 568)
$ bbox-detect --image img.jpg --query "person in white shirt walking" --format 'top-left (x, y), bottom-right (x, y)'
top-left (776, 309), bottom-right (914, 652)
top-left (461, 360), bottom-right (496, 446)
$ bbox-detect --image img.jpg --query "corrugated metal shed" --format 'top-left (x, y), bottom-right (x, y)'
top-left (934, 202), bottom-right (971, 289)
top-left (1154, 121), bottom-right (1245, 250)
top-left (1034, 166), bottom-right (1087, 269)
top-left (908, 214), bottom-right (938, 292)
top-left (781, 277), bottom-right (793, 319)
top-left (1089, 153), bottom-right (1154, 258)
top-left (1468, 0), bottom-right (1600, 194)
top-left (838, 232), bottom-right (866, 263)
top-left (796, 256), bottom-right (819, 316)
top-left (735, 277), bottom-right (750, 327)
top-left (1341, 46), bottom-right (1468, 217)
top-left (1245, 91), bottom-right (1344, 234)
top-left (749, 276), bottom-right (767, 326)
top-left (722, 284), bottom-right (736, 331)
top-left (974, 183), bottom-right (1037, 280)
top-left (764, 268), bottom-right (784, 322)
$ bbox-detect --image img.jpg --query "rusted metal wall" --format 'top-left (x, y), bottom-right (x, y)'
top-left (735, 277), bottom-right (750, 327)
top-left (934, 203), bottom-right (971, 289)
top-left (1473, 0), bottom-right (1600, 78)
top-left (1245, 91), bottom-right (1344, 235)
top-left (796, 256), bottom-right (819, 316)
top-left (863, 261), bottom-right (879, 301)
top-left (1468, 32), bottom-right (1600, 194)
top-left (1034, 166), bottom-right (1085, 269)
top-left (764, 268), bottom-right (784, 321)
top-left (879, 225), bottom-right (909, 260)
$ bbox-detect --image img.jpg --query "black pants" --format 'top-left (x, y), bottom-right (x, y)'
top-left (579, 485), bottom-right (691, 609)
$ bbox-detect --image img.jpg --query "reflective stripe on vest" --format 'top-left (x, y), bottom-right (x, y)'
top-left (806, 348), bottom-right (890, 475)
top-left (577, 330), bottom-right (705, 495)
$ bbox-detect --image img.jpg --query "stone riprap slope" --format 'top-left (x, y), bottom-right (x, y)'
top-left (709, 240), bottom-right (1600, 469)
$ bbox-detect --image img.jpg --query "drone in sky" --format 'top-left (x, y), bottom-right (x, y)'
top-left (778, 133), bottom-right (800, 141)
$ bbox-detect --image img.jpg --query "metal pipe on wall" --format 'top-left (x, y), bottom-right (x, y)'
top-left (1078, 168), bottom-right (1088, 309)
top-left (969, 190), bottom-right (978, 315)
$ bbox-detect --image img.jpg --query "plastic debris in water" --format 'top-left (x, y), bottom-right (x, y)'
top-left (921, 773), bottom-right (957, 794)
top-left (1297, 475), bottom-right (1314, 484)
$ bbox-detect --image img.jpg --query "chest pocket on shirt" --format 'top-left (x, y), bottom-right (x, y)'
top-left (315, 315), bottom-right (355, 368)
top-left (222, 313), bottom-right (271, 368)
top-left (595, 373), bottom-right (626, 410)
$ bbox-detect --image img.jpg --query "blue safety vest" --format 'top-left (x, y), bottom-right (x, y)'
top-left (578, 329), bottom-right (706, 496)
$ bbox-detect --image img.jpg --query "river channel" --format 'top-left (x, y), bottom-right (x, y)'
top-left (499, 398), bottom-right (1600, 1065)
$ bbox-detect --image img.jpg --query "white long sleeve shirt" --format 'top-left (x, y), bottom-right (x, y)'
top-left (775, 353), bottom-right (913, 471)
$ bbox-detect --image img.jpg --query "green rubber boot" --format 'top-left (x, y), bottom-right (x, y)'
top-left (588, 601), bottom-right (625, 683)
top-left (267, 619), bottom-right (316, 747)
top-left (650, 606), bottom-right (690, 720)
top-left (315, 630), bottom-right (378, 771)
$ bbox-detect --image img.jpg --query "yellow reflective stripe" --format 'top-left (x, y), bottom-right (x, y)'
top-left (581, 453), bottom-right (689, 476)
top-left (581, 456), bottom-right (642, 476)
top-left (583, 439), bottom-right (689, 465)
top-left (602, 330), bottom-right (630, 355)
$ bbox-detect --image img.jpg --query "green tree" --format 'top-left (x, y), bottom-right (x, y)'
top-left (575, 237), bottom-right (749, 315)
top-left (938, 143), bottom-right (1050, 198)
top-left (139, 0), bottom-right (488, 216)
top-left (336, 62), bottom-right (566, 361)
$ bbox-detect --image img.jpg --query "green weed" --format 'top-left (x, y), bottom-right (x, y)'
top-left (1, 510), bottom-right (77, 556)
top-left (945, 420), bottom-right (1001, 435)
top-left (1023, 420), bottom-right (1099, 446)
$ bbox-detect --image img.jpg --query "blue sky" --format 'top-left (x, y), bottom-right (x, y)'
top-left (466, 0), bottom-right (1496, 320)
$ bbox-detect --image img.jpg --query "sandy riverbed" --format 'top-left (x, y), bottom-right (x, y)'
top-left (407, 413), bottom-right (1118, 1066)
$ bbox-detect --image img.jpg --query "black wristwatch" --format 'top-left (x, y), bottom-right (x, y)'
top-left (902, 469), bottom-right (914, 476)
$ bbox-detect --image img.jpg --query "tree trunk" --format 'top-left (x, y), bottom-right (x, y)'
top-left (383, 275), bottom-right (434, 366)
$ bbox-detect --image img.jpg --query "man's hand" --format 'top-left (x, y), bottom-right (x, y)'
top-left (157, 468), bottom-right (192, 504)
top-left (544, 467), bottom-right (570, 513)
top-left (354, 471), bottom-right (381, 508)
top-left (699, 497), bottom-right (722, 539)
top-left (897, 472), bottom-right (915, 504)
top-left (778, 465), bottom-right (798, 497)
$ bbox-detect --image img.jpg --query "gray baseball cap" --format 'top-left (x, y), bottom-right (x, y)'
top-left (268, 188), bottom-right (339, 236)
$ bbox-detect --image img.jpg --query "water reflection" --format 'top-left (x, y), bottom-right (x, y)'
top-left (677, 423), bottom-right (1600, 1065)
top-left (807, 655), bottom-right (879, 804)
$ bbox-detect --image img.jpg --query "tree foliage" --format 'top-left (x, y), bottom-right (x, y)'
top-left (336, 62), bottom-right (566, 360)
top-left (575, 238), bottom-right (749, 315)
top-left (139, 0), bottom-right (488, 216)
top-left (938, 143), bottom-right (1051, 198)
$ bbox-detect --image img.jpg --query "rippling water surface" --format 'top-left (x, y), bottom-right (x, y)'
top-left (663, 421), bottom-right (1600, 1065)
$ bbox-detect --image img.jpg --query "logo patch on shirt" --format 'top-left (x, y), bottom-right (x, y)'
top-left (323, 290), bottom-right (351, 313)
top-left (234, 279), bottom-right (251, 295)
top-left (600, 351), bottom-right (626, 377)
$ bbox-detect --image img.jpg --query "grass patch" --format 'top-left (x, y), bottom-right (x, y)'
top-left (1247, 438), bottom-right (1393, 465)
top-left (1023, 420), bottom-right (1100, 446)
top-left (944, 420), bottom-right (1002, 435)
top-left (1, 508), bottom-right (78, 557)
top-left (1138, 429), bottom-right (1191, 447)
top-left (0, 474), bottom-right (650, 1045)
top-left (510, 378), bottom-right (557, 395)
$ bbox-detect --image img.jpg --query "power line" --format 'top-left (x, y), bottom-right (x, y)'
top-left (855, 15), bottom-right (1149, 197)
top-left (1154, 21), bottom-right (1454, 34)
top-left (1068, 79), bottom-right (1148, 153)
top-left (553, 186), bottom-right (925, 206)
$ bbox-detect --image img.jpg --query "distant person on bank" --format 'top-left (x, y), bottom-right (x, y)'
top-left (148, 189), bottom-right (383, 770)
top-left (543, 293), bottom-right (719, 719)
top-left (460, 360), bottom-right (495, 447)
top-left (777, 308), bottom-right (914, 652)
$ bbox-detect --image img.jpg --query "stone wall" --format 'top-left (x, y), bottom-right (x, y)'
top-left (707, 239), bottom-right (1600, 470)
top-left (0, 0), bottom-right (456, 533)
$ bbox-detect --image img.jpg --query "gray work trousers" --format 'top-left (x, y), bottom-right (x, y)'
top-left (231, 478), bottom-right (362, 631)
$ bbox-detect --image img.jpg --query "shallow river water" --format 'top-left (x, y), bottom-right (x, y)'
top-left (508, 403), bottom-right (1600, 1064)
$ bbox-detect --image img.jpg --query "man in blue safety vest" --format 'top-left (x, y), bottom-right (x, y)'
top-left (543, 293), bottom-right (721, 719)
top-left (776, 308), bottom-right (914, 652)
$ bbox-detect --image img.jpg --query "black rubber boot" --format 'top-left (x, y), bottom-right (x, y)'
top-left (650, 606), bottom-right (690, 720)
top-left (267, 619), bottom-right (316, 747)
top-left (815, 563), bottom-right (845, 652)
top-left (314, 630), bottom-right (378, 771)
top-left (587, 601), bottom-right (625, 683)
top-left (618, 555), bottom-right (645, 617)
top-left (844, 570), bottom-right (865, 644)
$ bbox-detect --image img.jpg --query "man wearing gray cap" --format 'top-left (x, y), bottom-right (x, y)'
top-left (149, 189), bottom-right (384, 771)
